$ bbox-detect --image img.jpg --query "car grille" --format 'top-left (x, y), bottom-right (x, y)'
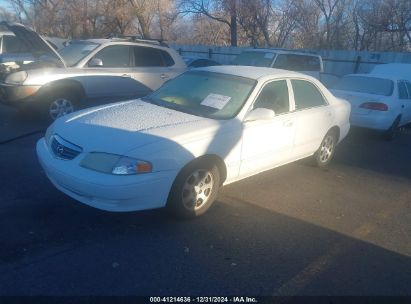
top-left (50, 135), bottom-right (82, 160)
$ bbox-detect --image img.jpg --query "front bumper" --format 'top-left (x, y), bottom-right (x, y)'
top-left (0, 82), bottom-right (41, 106)
top-left (36, 138), bottom-right (177, 212)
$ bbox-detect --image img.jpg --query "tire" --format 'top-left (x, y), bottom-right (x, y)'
top-left (42, 92), bottom-right (78, 122)
top-left (314, 130), bottom-right (337, 167)
top-left (167, 160), bottom-right (220, 219)
top-left (383, 116), bottom-right (400, 141)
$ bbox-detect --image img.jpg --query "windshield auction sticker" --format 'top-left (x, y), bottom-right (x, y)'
top-left (200, 93), bottom-right (231, 110)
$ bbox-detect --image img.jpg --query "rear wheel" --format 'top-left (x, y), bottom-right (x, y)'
top-left (314, 130), bottom-right (337, 167)
top-left (167, 161), bottom-right (220, 219)
top-left (383, 116), bottom-right (400, 141)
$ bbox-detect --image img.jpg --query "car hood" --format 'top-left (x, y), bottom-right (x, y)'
top-left (53, 99), bottom-right (222, 155)
top-left (0, 22), bottom-right (65, 80)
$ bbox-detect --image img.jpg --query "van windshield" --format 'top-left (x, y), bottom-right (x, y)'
top-left (232, 51), bottom-right (275, 67)
top-left (273, 54), bottom-right (321, 71)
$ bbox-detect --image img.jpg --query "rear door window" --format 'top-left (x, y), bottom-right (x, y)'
top-left (291, 80), bottom-right (327, 110)
top-left (134, 46), bottom-right (165, 67)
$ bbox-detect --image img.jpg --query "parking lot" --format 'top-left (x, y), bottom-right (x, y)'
top-left (0, 104), bottom-right (410, 296)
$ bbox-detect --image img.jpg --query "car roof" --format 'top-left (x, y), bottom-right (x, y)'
top-left (242, 48), bottom-right (320, 57)
top-left (343, 73), bottom-right (405, 81)
top-left (194, 65), bottom-right (314, 81)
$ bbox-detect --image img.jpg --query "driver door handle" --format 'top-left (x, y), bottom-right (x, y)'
top-left (160, 74), bottom-right (169, 80)
top-left (283, 120), bottom-right (293, 127)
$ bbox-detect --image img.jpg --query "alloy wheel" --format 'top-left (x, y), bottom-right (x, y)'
top-left (182, 169), bottom-right (214, 211)
top-left (319, 135), bottom-right (335, 163)
top-left (49, 98), bottom-right (74, 120)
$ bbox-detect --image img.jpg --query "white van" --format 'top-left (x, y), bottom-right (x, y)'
top-left (232, 49), bottom-right (324, 79)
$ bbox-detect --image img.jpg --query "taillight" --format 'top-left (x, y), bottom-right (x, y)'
top-left (359, 102), bottom-right (388, 111)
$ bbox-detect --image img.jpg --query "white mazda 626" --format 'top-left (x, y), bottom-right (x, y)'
top-left (37, 66), bottom-right (350, 218)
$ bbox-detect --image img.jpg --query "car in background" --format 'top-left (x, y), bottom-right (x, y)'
top-left (0, 22), bottom-right (186, 121)
top-left (232, 48), bottom-right (324, 79)
top-left (370, 63), bottom-right (411, 78)
top-left (183, 56), bottom-right (220, 68)
top-left (37, 66), bottom-right (350, 218)
top-left (332, 74), bottom-right (411, 139)
top-left (319, 72), bottom-right (340, 89)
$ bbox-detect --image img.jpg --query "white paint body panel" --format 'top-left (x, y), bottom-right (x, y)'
top-left (37, 66), bottom-right (350, 212)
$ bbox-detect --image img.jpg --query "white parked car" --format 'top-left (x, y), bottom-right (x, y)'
top-left (332, 74), bottom-right (411, 139)
top-left (36, 66), bottom-right (350, 218)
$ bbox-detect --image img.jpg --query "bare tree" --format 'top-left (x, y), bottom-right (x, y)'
top-left (179, 0), bottom-right (238, 46)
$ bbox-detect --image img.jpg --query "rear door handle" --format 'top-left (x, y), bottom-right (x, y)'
top-left (283, 120), bottom-right (293, 127)
top-left (160, 74), bottom-right (169, 80)
top-left (121, 74), bottom-right (131, 78)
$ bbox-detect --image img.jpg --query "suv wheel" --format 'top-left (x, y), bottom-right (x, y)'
top-left (43, 92), bottom-right (78, 121)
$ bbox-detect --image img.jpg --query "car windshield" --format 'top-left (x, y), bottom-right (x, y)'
top-left (334, 76), bottom-right (394, 96)
top-left (59, 41), bottom-right (100, 66)
top-left (232, 51), bottom-right (275, 67)
top-left (145, 71), bottom-right (256, 120)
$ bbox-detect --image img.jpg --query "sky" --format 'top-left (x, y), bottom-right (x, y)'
top-left (0, 0), bottom-right (13, 12)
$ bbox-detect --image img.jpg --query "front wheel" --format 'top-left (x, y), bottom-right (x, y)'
top-left (41, 91), bottom-right (78, 121)
top-left (167, 161), bottom-right (220, 219)
top-left (314, 131), bottom-right (337, 167)
top-left (48, 96), bottom-right (76, 121)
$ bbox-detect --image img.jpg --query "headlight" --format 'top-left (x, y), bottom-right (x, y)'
top-left (45, 124), bottom-right (55, 145)
top-left (5, 71), bottom-right (28, 84)
top-left (80, 153), bottom-right (152, 175)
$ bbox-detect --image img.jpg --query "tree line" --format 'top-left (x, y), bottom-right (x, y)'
top-left (1, 0), bottom-right (411, 52)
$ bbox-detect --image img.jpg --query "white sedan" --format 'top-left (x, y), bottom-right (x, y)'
top-left (36, 66), bottom-right (350, 218)
top-left (332, 73), bottom-right (411, 139)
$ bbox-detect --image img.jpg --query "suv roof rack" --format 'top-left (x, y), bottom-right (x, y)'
top-left (106, 34), bottom-right (169, 47)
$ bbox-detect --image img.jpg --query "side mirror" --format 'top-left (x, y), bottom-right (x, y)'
top-left (244, 108), bottom-right (275, 122)
top-left (88, 58), bottom-right (103, 67)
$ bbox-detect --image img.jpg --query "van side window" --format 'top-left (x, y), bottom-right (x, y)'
top-left (273, 54), bottom-right (321, 72)
top-left (399, 81), bottom-right (409, 99)
top-left (292, 80), bottom-right (327, 110)
top-left (253, 80), bottom-right (290, 115)
top-left (405, 82), bottom-right (411, 99)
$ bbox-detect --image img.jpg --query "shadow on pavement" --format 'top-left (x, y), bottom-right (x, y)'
top-left (0, 186), bottom-right (410, 296)
top-left (333, 127), bottom-right (411, 180)
top-left (0, 105), bottom-right (47, 144)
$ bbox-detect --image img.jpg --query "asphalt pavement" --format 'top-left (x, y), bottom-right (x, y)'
top-left (0, 106), bottom-right (410, 297)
